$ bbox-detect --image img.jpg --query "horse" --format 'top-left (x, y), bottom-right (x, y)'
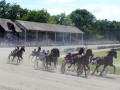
top-left (8, 47), bottom-right (25, 64)
top-left (91, 49), bottom-right (117, 76)
top-left (76, 49), bottom-right (93, 77)
top-left (29, 47), bottom-right (41, 60)
top-left (45, 48), bottom-right (60, 69)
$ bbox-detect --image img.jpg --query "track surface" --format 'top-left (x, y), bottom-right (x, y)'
top-left (0, 47), bottom-right (120, 90)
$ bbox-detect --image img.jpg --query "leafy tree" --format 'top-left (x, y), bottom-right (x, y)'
top-left (22, 9), bottom-right (50, 23)
top-left (19, 8), bottom-right (29, 19)
top-left (22, 10), bottom-right (36, 21)
top-left (52, 13), bottom-right (73, 26)
top-left (70, 9), bottom-right (96, 39)
top-left (47, 15), bottom-right (58, 24)
top-left (34, 9), bottom-right (50, 23)
top-left (0, 0), bottom-right (10, 18)
top-left (7, 4), bottom-right (21, 20)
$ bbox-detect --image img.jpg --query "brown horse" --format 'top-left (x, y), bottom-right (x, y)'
top-left (77, 49), bottom-right (93, 77)
top-left (91, 49), bottom-right (117, 76)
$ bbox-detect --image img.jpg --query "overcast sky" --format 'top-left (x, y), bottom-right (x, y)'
top-left (5, 0), bottom-right (120, 21)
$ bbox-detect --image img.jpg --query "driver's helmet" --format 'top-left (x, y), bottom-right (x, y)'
top-left (68, 50), bottom-right (71, 54)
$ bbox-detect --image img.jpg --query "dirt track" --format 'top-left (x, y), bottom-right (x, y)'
top-left (0, 47), bottom-right (120, 90)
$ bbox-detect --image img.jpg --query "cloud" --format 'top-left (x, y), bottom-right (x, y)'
top-left (82, 4), bottom-right (120, 21)
top-left (47, 4), bottom-right (120, 21)
top-left (44, 0), bottom-right (75, 3)
top-left (47, 8), bottom-right (75, 15)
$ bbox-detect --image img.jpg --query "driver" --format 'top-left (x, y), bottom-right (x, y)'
top-left (64, 51), bottom-right (73, 63)
top-left (11, 46), bottom-right (19, 55)
top-left (32, 49), bottom-right (36, 56)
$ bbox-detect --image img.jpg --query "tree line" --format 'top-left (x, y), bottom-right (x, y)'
top-left (0, 0), bottom-right (120, 40)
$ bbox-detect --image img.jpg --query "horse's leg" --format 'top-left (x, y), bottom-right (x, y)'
top-left (92, 64), bottom-right (101, 75)
top-left (73, 64), bottom-right (76, 71)
top-left (83, 65), bottom-right (87, 78)
top-left (68, 63), bottom-right (72, 68)
top-left (54, 60), bottom-right (56, 69)
top-left (12, 56), bottom-right (15, 63)
top-left (96, 67), bottom-right (99, 74)
top-left (100, 65), bottom-right (107, 76)
top-left (45, 58), bottom-right (48, 69)
top-left (113, 65), bottom-right (116, 74)
top-left (17, 57), bottom-right (20, 64)
top-left (35, 59), bottom-right (38, 69)
top-left (56, 58), bottom-right (58, 66)
top-left (8, 55), bottom-right (11, 63)
top-left (43, 58), bottom-right (46, 68)
top-left (110, 64), bottom-right (116, 74)
top-left (85, 65), bottom-right (90, 75)
top-left (54, 57), bottom-right (58, 69)
top-left (53, 58), bottom-right (56, 69)
top-left (19, 56), bottom-right (23, 63)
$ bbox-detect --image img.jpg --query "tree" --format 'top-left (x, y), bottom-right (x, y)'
top-left (7, 4), bottom-right (21, 20)
top-left (22, 10), bottom-right (36, 21)
top-left (70, 9), bottom-right (96, 39)
top-left (22, 9), bottom-right (50, 23)
top-left (51, 13), bottom-right (74, 26)
top-left (0, 0), bottom-right (10, 18)
top-left (19, 8), bottom-right (29, 19)
top-left (47, 15), bottom-right (58, 24)
top-left (34, 9), bottom-right (50, 23)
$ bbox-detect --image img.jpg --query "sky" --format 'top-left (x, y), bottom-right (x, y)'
top-left (4, 0), bottom-right (120, 21)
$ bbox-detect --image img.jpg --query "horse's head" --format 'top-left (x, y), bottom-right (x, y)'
top-left (38, 47), bottom-right (41, 51)
top-left (79, 47), bottom-right (85, 55)
top-left (51, 48), bottom-right (60, 57)
top-left (86, 49), bottom-right (94, 58)
top-left (20, 46), bottom-right (25, 52)
top-left (108, 50), bottom-right (117, 58)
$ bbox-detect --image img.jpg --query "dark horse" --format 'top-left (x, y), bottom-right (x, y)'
top-left (9, 47), bottom-right (25, 64)
top-left (77, 49), bottom-right (93, 77)
top-left (46, 48), bottom-right (60, 69)
top-left (91, 49), bottom-right (117, 76)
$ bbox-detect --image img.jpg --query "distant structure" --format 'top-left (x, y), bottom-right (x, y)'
top-left (0, 18), bottom-right (84, 46)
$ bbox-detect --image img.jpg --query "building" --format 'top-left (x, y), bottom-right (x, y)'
top-left (0, 18), bottom-right (84, 46)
